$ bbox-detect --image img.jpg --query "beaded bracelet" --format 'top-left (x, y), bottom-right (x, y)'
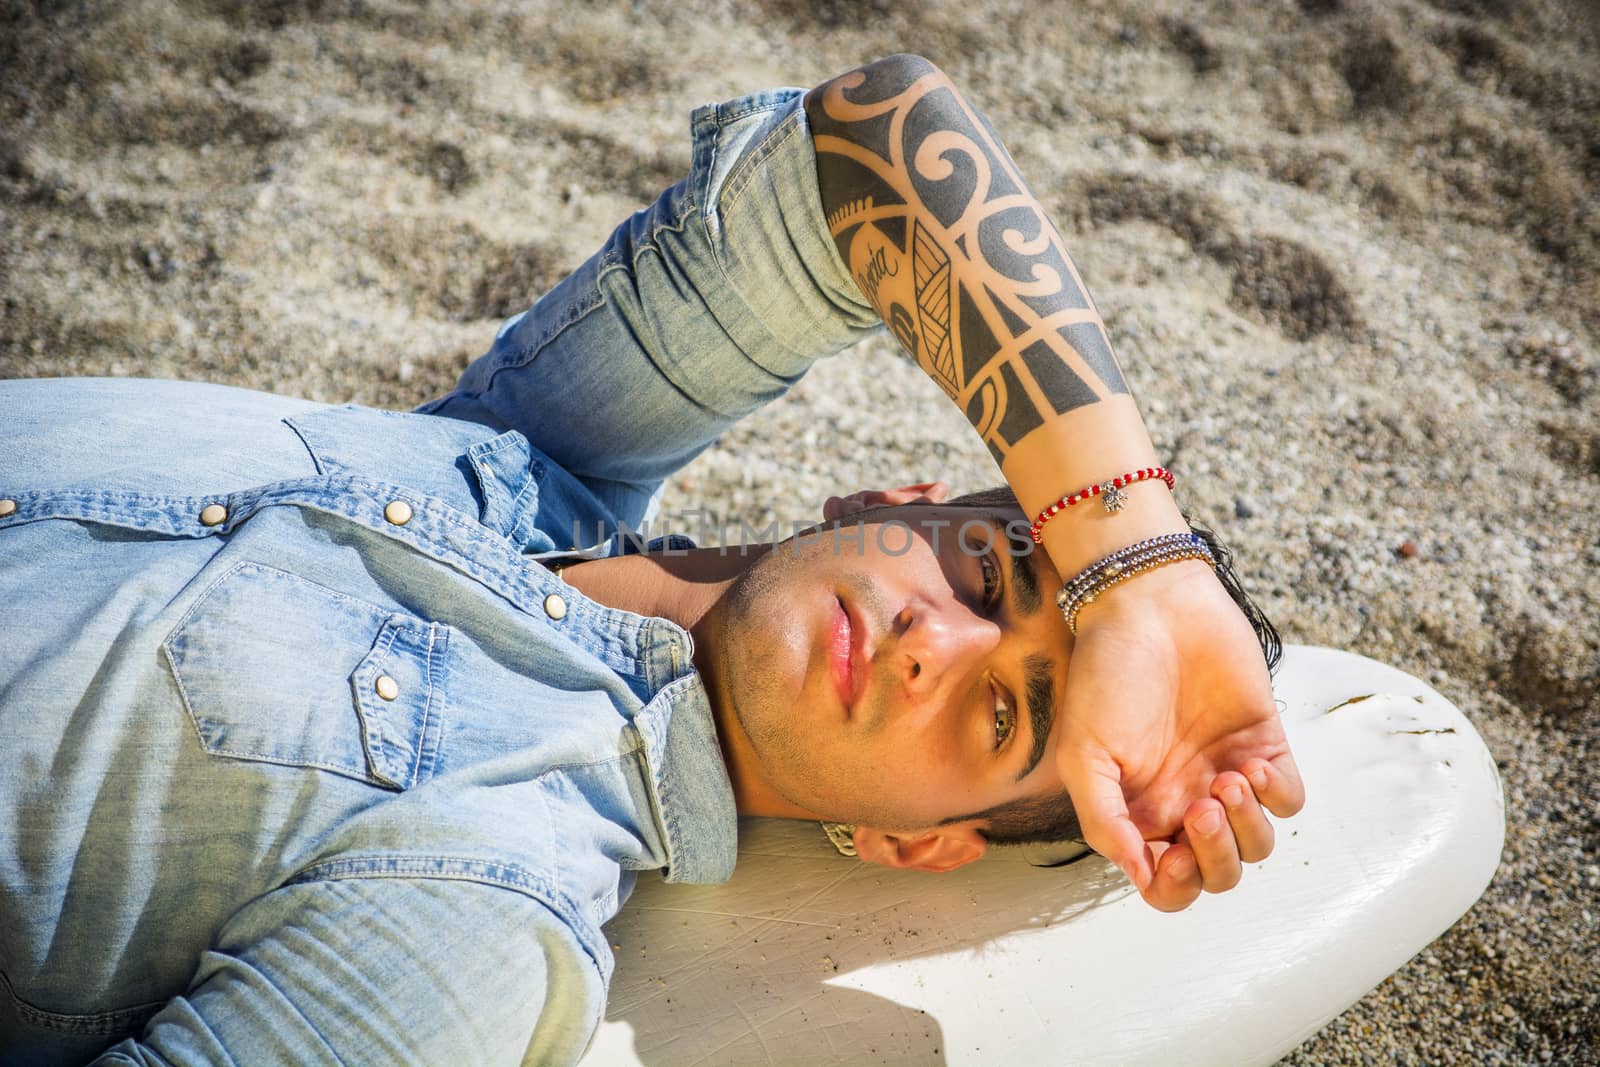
top-left (1057, 532), bottom-right (1197, 601)
top-left (1029, 466), bottom-right (1175, 543)
top-left (1056, 533), bottom-right (1215, 634)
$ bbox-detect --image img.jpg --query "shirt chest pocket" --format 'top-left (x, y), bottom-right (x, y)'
top-left (163, 562), bottom-right (446, 790)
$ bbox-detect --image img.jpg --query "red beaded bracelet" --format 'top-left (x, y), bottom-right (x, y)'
top-left (1029, 466), bottom-right (1176, 543)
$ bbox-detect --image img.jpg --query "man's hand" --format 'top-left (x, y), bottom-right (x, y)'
top-left (821, 481), bottom-right (949, 521)
top-left (1056, 560), bottom-right (1305, 911)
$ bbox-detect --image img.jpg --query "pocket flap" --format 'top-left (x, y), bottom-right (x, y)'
top-left (349, 614), bottom-right (446, 789)
top-left (164, 563), bottom-right (444, 790)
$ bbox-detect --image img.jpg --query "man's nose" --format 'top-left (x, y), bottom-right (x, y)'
top-left (894, 600), bottom-right (993, 700)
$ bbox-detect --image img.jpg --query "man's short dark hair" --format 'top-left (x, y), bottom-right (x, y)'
top-left (923, 486), bottom-right (1282, 848)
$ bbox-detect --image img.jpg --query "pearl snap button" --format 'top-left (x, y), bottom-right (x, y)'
top-left (0, 499), bottom-right (17, 518)
top-left (384, 500), bottom-right (413, 526)
top-left (543, 593), bottom-right (568, 620)
top-left (198, 504), bottom-right (228, 526)
top-left (374, 675), bottom-right (400, 701)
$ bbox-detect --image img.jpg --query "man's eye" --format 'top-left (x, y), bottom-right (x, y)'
top-left (993, 687), bottom-right (1015, 749)
top-left (979, 550), bottom-right (1002, 613)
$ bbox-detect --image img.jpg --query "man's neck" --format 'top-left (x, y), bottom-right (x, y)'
top-left (559, 544), bottom-right (818, 822)
top-left (557, 545), bottom-right (751, 633)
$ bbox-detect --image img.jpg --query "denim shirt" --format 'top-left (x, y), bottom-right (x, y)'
top-left (0, 378), bottom-right (737, 1066)
top-left (0, 88), bottom-right (880, 1065)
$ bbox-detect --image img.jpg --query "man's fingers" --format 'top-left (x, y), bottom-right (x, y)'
top-left (1068, 759), bottom-right (1155, 890)
top-left (1185, 797), bottom-right (1243, 893)
top-left (822, 491), bottom-right (872, 520)
top-left (1142, 841), bottom-right (1203, 912)
top-left (1242, 755), bottom-right (1306, 819)
top-left (1213, 771), bottom-right (1274, 864)
top-left (1091, 810), bottom-right (1155, 891)
top-left (822, 483), bottom-right (949, 521)
top-left (884, 480), bottom-right (948, 504)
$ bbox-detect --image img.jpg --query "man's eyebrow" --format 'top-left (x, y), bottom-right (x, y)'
top-left (986, 512), bottom-right (1039, 615)
top-left (1017, 652), bottom-right (1055, 782)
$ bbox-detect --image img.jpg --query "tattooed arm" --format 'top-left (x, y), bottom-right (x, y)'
top-left (807, 55), bottom-right (1303, 910)
top-left (805, 54), bottom-right (1180, 571)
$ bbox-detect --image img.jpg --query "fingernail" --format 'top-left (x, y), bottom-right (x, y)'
top-left (1195, 809), bottom-right (1222, 835)
top-left (1168, 852), bottom-right (1194, 879)
top-left (1250, 768), bottom-right (1268, 790)
top-left (1224, 785), bottom-right (1245, 808)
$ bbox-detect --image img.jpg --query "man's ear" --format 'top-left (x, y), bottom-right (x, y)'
top-left (822, 481), bottom-right (950, 521)
top-left (852, 825), bottom-right (987, 873)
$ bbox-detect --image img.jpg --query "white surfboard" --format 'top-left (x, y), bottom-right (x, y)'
top-left (583, 646), bottom-right (1504, 1066)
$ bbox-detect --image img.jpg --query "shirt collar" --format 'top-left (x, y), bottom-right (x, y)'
top-left (527, 560), bottom-right (737, 884)
top-left (630, 659), bottom-right (739, 884)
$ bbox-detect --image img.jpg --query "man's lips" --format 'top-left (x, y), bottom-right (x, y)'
top-left (831, 595), bottom-right (868, 716)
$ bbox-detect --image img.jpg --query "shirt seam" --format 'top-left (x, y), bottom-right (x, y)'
top-left (283, 859), bottom-right (610, 979)
top-left (486, 286), bottom-right (606, 385)
top-left (718, 111), bottom-right (805, 218)
top-left (0, 967), bottom-right (166, 1036)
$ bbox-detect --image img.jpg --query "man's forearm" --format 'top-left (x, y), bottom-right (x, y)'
top-left (806, 55), bottom-right (1189, 570)
top-left (806, 54), bottom-right (1127, 457)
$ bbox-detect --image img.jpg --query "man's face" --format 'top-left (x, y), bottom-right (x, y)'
top-left (707, 504), bottom-right (1073, 835)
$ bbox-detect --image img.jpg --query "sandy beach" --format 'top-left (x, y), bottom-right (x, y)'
top-left (2, 0), bottom-right (1596, 1061)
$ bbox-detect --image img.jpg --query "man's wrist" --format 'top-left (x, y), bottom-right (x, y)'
top-left (1034, 483), bottom-right (1190, 578)
top-left (1056, 534), bottom-right (1215, 633)
top-left (1069, 555), bottom-right (1216, 634)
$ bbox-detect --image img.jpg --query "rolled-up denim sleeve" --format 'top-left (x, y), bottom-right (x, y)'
top-left (90, 878), bottom-right (603, 1067)
top-left (419, 89), bottom-right (880, 523)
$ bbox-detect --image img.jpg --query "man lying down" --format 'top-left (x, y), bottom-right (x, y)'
top-left (0, 55), bottom-right (1305, 1065)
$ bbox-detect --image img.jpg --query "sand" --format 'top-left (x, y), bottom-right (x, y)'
top-left (2, 0), bottom-right (1596, 1062)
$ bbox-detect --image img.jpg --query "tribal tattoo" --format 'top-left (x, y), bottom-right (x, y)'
top-left (806, 56), bottom-right (1128, 465)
